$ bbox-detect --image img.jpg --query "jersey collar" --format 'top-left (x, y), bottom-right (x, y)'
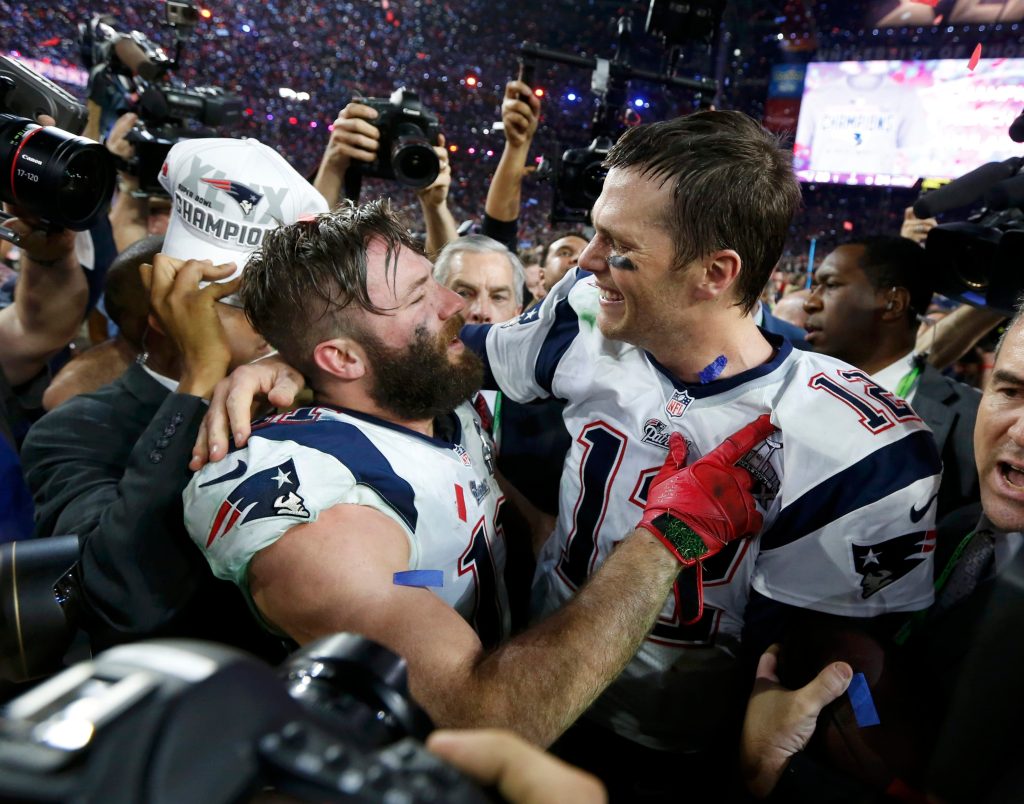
top-left (644, 329), bottom-right (792, 399)
top-left (317, 404), bottom-right (465, 449)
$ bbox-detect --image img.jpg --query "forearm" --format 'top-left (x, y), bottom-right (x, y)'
top-left (23, 393), bottom-right (208, 633)
top-left (485, 143), bottom-right (531, 222)
top-left (421, 199), bottom-right (459, 259)
top-left (0, 251), bottom-right (86, 385)
top-left (450, 529), bottom-right (679, 746)
top-left (920, 304), bottom-right (1005, 371)
top-left (109, 182), bottom-right (149, 253)
top-left (313, 163), bottom-right (344, 209)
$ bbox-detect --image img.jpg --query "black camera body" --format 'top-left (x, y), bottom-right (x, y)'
top-left (0, 56), bottom-right (88, 135)
top-left (362, 88), bottom-right (441, 188)
top-left (0, 59), bottom-right (115, 231)
top-left (0, 636), bottom-right (491, 803)
top-left (80, 9), bottom-right (241, 195)
top-left (550, 137), bottom-right (613, 225)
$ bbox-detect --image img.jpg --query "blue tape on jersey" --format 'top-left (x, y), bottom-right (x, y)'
top-left (393, 570), bottom-right (445, 588)
top-left (699, 355), bottom-right (727, 384)
top-left (848, 672), bottom-right (881, 727)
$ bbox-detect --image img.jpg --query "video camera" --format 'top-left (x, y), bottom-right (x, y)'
top-left (526, 1), bottom-right (721, 224)
top-left (913, 146), bottom-right (1024, 315)
top-left (0, 635), bottom-right (491, 803)
top-left (0, 57), bottom-right (116, 232)
top-left (80, 3), bottom-right (242, 194)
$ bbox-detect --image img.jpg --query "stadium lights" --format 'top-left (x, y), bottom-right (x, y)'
top-left (278, 88), bottom-right (310, 101)
top-left (466, 75), bottom-right (478, 87)
top-left (199, 8), bottom-right (212, 19)
top-left (567, 92), bottom-right (577, 101)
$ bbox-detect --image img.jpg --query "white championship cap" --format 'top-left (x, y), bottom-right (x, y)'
top-left (158, 137), bottom-right (328, 280)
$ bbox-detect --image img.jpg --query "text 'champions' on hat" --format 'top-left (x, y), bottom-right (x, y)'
top-left (159, 138), bottom-right (328, 280)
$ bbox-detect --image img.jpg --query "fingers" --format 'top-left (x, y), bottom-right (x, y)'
top-left (207, 275), bottom-right (242, 300)
top-left (204, 377), bottom-right (233, 462)
top-left (266, 366), bottom-right (305, 408)
top-left (339, 101), bottom-right (379, 122)
top-left (667, 431), bottom-right (688, 469)
top-left (226, 379), bottom-right (260, 449)
top-left (755, 644), bottom-right (782, 684)
top-left (190, 416), bottom-right (209, 471)
top-left (35, 114), bottom-right (56, 127)
top-left (427, 729), bottom-right (607, 804)
top-left (714, 413), bottom-right (776, 465)
top-left (796, 661), bottom-right (853, 715)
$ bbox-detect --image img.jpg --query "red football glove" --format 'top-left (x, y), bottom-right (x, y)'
top-left (637, 414), bottom-right (776, 566)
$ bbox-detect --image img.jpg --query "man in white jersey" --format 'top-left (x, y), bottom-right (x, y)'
top-left (192, 113), bottom-right (942, 798)
top-left (458, 110), bottom-right (942, 796)
top-left (184, 200), bottom-right (774, 751)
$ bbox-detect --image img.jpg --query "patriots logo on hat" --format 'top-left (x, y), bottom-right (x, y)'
top-left (852, 529), bottom-right (935, 598)
top-left (201, 178), bottom-right (264, 217)
top-left (203, 458), bottom-right (310, 547)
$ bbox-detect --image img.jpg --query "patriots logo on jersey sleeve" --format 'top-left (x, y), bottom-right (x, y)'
top-left (201, 178), bottom-right (264, 217)
top-left (852, 529), bottom-right (935, 598)
top-left (204, 458), bottom-right (310, 547)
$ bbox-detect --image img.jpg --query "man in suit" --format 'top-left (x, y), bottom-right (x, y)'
top-left (802, 235), bottom-right (980, 517)
top-left (21, 138), bottom-right (327, 652)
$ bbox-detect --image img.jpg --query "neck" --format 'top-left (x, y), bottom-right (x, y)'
top-left (647, 312), bottom-right (774, 384)
top-left (314, 386), bottom-right (436, 437)
top-left (859, 334), bottom-right (916, 377)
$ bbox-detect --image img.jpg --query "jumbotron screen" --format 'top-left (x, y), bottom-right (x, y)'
top-left (793, 59), bottom-right (1024, 187)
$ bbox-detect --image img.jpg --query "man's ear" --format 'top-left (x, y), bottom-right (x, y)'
top-left (695, 249), bottom-right (742, 303)
top-left (313, 337), bottom-right (367, 381)
top-left (880, 286), bottom-right (912, 322)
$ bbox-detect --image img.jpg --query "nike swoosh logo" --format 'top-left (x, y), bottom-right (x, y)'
top-left (199, 460), bottom-right (248, 488)
top-left (910, 492), bottom-right (939, 523)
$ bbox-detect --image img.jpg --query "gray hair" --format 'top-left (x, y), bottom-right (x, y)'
top-left (434, 234), bottom-right (526, 307)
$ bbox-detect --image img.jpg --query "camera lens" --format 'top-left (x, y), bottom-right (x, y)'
top-left (391, 122), bottom-right (440, 188)
top-left (0, 114), bottom-right (116, 230)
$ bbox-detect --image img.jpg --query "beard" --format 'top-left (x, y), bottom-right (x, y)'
top-left (360, 315), bottom-right (483, 421)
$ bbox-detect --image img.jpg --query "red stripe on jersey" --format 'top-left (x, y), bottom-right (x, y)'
top-left (455, 484), bottom-right (467, 522)
top-left (207, 501), bottom-right (231, 547)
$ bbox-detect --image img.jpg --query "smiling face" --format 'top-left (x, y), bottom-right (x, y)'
top-left (577, 167), bottom-right (704, 351)
top-left (975, 319), bottom-right (1024, 532)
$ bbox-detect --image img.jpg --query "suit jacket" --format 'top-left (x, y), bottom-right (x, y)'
top-left (22, 364), bottom-right (283, 658)
top-left (912, 364), bottom-right (981, 520)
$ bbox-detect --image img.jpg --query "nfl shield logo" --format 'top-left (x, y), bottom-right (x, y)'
top-left (665, 389), bottom-right (694, 418)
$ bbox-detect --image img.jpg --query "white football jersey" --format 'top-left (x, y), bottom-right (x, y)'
top-left (462, 269), bottom-right (942, 749)
top-left (183, 403), bottom-right (510, 648)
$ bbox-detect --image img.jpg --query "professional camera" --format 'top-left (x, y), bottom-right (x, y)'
top-left (79, 5), bottom-right (242, 194)
top-left (0, 635), bottom-right (491, 803)
top-left (0, 57), bottom-right (115, 232)
top-left (361, 88), bottom-right (441, 188)
top-left (548, 137), bottom-right (614, 225)
top-left (913, 145), bottom-right (1024, 315)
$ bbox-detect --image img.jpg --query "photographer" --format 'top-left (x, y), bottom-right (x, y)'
top-left (314, 100), bottom-right (457, 257)
top-left (0, 207), bottom-right (82, 541)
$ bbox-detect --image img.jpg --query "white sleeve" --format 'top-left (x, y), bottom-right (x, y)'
top-left (753, 425), bottom-right (942, 616)
top-left (461, 268), bottom-right (590, 404)
top-left (183, 436), bottom-right (417, 587)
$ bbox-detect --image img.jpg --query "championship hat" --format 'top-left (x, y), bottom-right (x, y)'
top-left (158, 137), bottom-right (328, 280)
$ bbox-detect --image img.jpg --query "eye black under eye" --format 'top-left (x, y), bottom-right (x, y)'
top-left (608, 255), bottom-right (636, 271)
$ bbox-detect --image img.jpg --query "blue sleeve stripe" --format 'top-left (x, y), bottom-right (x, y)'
top-left (760, 430), bottom-right (942, 551)
top-left (535, 296), bottom-right (580, 395)
top-left (459, 323), bottom-right (496, 390)
top-left (253, 422), bottom-right (418, 531)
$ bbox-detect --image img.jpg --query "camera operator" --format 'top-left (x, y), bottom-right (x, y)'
top-left (21, 137), bottom-right (326, 655)
top-left (314, 101), bottom-right (457, 257)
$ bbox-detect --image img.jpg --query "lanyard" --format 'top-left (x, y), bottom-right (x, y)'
top-left (894, 529), bottom-right (977, 646)
top-left (894, 355), bottom-right (926, 399)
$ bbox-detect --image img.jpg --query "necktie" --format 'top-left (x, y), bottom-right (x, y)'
top-left (935, 530), bottom-right (996, 613)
